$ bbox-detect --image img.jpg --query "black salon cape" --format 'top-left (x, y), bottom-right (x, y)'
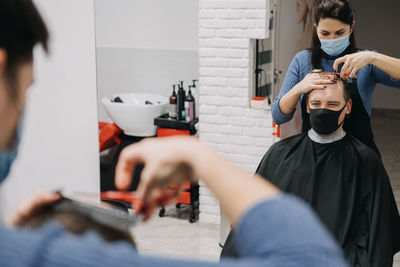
top-left (222, 133), bottom-right (400, 267)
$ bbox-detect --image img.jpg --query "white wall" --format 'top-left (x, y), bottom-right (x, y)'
top-left (351, 0), bottom-right (400, 110)
top-left (0, 0), bottom-right (99, 219)
top-left (95, 0), bottom-right (199, 122)
top-left (95, 0), bottom-right (198, 50)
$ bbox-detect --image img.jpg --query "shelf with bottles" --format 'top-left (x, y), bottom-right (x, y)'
top-left (154, 114), bottom-right (198, 135)
top-left (169, 80), bottom-right (198, 121)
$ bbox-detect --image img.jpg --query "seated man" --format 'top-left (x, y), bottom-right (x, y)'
top-left (222, 77), bottom-right (400, 267)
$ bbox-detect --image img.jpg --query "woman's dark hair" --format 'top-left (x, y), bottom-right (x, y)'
top-left (0, 0), bottom-right (49, 99)
top-left (310, 0), bottom-right (357, 69)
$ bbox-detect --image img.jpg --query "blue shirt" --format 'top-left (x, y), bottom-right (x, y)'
top-left (271, 50), bottom-right (400, 125)
top-left (0, 194), bottom-right (348, 267)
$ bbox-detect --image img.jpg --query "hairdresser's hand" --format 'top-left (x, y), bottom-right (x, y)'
top-left (293, 69), bottom-right (334, 95)
top-left (334, 51), bottom-right (374, 79)
top-left (9, 190), bottom-right (61, 227)
top-left (115, 137), bottom-right (200, 220)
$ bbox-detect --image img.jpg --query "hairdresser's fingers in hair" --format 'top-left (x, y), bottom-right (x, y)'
top-left (349, 67), bottom-right (358, 79)
top-left (307, 80), bottom-right (333, 92)
top-left (9, 191), bottom-right (61, 226)
top-left (314, 79), bottom-right (335, 84)
top-left (333, 56), bottom-right (347, 72)
top-left (311, 85), bottom-right (329, 91)
top-left (115, 144), bottom-right (144, 190)
top-left (299, 82), bottom-right (326, 94)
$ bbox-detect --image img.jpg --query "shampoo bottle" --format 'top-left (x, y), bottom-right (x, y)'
top-left (185, 85), bottom-right (195, 122)
top-left (169, 84), bottom-right (177, 119)
top-left (177, 81), bottom-right (186, 120)
top-left (192, 79), bottom-right (199, 118)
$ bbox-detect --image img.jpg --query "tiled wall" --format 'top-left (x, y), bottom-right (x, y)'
top-left (198, 0), bottom-right (274, 224)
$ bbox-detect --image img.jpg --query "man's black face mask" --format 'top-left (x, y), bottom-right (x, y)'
top-left (309, 103), bottom-right (347, 135)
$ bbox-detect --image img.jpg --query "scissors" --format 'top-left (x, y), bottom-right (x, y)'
top-left (310, 71), bottom-right (356, 79)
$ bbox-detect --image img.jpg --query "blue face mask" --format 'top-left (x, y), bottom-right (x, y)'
top-left (319, 35), bottom-right (350, 56)
top-left (0, 114), bottom-right (24, 183)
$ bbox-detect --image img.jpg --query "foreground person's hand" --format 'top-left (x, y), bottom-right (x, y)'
top-left (9, 190), bottom-right (62, 227)
top-left (115, 137), bottom-right (200, 220)
top-left (116, 136), bottom-right (280, 225)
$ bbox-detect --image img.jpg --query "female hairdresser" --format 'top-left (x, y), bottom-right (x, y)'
top-left (271, 0), bottom-right (400, 155)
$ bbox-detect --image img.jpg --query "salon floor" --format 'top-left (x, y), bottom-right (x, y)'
top-left (371, 109), bottom-right (400, 267)
top-left (131, 109), bottom-right (400, 265)
top-left (131, 205), bottom-right (222, 261)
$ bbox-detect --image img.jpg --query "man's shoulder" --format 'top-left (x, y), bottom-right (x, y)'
top-left (346, 135), bottom-right (382, 164)
top-left (269, 133), bottom-right (308, 153)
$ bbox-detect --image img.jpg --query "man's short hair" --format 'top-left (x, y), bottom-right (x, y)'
top-left (338, 78), bottom-right (352, 102)
top-left (19, 207), bottom-right (136, 247)
top-left (0, 0), bottom-right (49, 98)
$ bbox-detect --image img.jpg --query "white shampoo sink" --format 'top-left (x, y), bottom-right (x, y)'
top-left (102, 93), bottom-right (168, 137)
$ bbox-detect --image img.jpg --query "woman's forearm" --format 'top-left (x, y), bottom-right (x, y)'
top-left (371, 52), bottom-right (400, 80)
top-left (192, 144), bottom-right (280, 226)
top-left (278, 86), bottom-right (302, 115)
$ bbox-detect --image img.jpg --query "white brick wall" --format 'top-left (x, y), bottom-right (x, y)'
top-left (198, 0), bottom-right (274, 225)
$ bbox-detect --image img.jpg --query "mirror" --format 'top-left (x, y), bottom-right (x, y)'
top-left (94, 0), bottom-right (199, 192)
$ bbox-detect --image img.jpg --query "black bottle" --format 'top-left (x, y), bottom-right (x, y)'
top-left (192, 79), bottom-right (199, 118)
top-left (177, 81), bottom-right (186, 120)
top-left (185, 85), bottom-right (195, 122)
